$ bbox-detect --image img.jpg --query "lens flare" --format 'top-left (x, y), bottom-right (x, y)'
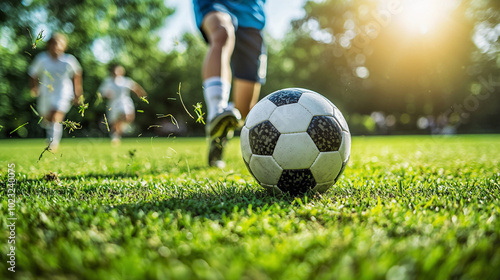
top-left (398, 0), bottom-right (458, 34)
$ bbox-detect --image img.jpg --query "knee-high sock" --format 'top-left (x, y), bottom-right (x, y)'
top-left (203, 77), bottom-right (231, 123)
top-left (51, 121), bottom-right (63, 147)
top-left (46, 124), bottom-right (54, 143)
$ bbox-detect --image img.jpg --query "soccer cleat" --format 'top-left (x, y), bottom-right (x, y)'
top-left (207, 108), bottom-right (241, 167)
top-left (208, 134), bottom-right (228, 168)
top-left (206, 108), bottom-right (241, 139)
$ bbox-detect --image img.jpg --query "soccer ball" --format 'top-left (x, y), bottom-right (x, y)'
top-left (240, 88), bottom-right (351, 195)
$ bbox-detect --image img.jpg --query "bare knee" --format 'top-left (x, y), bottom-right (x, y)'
top-left (46, 110), bottom-right (65, 123)
top-left (202, 13), bottom-right (235, 47)
top-left (211, 25), bottom-right (235, 47)
top-left (125, 114), bottom-right (135, 123)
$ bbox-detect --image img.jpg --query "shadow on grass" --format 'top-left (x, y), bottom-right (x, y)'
top-left (107, 184), bottom-right (304, 221)
top-left (15, 166), bottom-right (206, 182)
top-left (14, 174), bottom-right (332, 222)
top-left (99, 180), bottom-right (340, 224)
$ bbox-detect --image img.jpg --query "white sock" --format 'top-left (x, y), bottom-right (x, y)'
top-left (111, 131), bottom-right (120, 140)
top-left (51, 122), bottom-right (63, 147)
top-left (203, 77), bottom-right (231, 122)
top-left (46, 124), bottom-right (54, 144)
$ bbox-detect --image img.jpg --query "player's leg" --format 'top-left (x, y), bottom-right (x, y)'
top-left (200, 11), bottom-right (242, 167)
top-left (111, 119), bottom-right (122, 145)
top-left (110, 112), bottom-right (130, 145)
top-left (201, 11), bottom-right (234, 83)
top-left (37, 94), bottom-right (55, 148)
top-left (46, 110), bottom-right (65, 150)
top-left (231, 27), bottom-right (267, 120)
top-left (233, 78), bottom-right (261, 119)
top-left (201, 11), bottom-right (236, 124)
top-left (124, 112), bottom-right (135, 123)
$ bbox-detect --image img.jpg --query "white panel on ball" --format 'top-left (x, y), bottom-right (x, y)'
top-left (240, 126), bottom-right (252, 163)
top-left (334, 107), bottom-right (350, 132)
top-left (269, 104), bottom-right (313, 134)
top-left (310, 151), bottom-right (343, 184)
top-left (245, 99), bottom-right (277, 129)
top-left (249, 155), bottom-right (283, 185)
top-left (272, 133), bottom-right (319, 169)
top-left (261, 184), bottom-right (283, 193)
top-left (298, 91), bottom-right (334, 116)
top-left (312, 182), bottom-right (335, 193)
top-left (338, 131), bottom-right (351, 163)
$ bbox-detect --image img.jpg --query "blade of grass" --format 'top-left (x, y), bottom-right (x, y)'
top-left (176, 82), bottom-right (194, 120)
top-left (103, 114), bottom-right (110, 132)
top-left (10, 122), bottom-right (29, 134)
top-left (156, 114), bottom-right (179, 129)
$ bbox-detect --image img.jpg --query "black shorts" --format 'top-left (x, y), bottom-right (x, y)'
top-left (231, 27), bottom-right (267, 84)
top-left (197, 19), bottom-right (267, 84)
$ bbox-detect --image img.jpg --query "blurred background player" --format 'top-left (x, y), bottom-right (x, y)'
top-left (98, 64), bottom-right (147, 145)
top-left (193, 0), bottom-right (267, 167)
top-left (29, 32), bottom-right (83, 151)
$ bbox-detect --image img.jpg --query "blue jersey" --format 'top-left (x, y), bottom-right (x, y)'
top-left (193, 0), bottom-right (266, 30)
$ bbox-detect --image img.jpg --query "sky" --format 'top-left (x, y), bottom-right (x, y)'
top-left (158, 0), bottom-right (308, 51)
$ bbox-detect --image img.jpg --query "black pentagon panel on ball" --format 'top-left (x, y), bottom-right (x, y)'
top-left (268, 89), bottom-right (303, 107)
top-left (278, 169), bottom-right (316, 195)
top-left (249, 121), bottom-right (281, 155)
top-left (307, 116), bottom-right (343, 152)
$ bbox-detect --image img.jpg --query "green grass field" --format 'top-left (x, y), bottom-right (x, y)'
top-left (1, 135), bottom-right (500, 279)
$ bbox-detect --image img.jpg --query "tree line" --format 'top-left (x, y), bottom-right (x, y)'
top-left (1, 0), bottom-right (499, 139)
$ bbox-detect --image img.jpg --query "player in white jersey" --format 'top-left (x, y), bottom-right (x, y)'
top-left (98, 64), bottom-right (147, 145)
top-left (29, 33), bottom-right (83, 151)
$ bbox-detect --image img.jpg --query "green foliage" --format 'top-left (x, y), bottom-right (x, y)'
top-left (0, 135), bottom-right (499, 279)
top-left (1, 0), bottom-right (499, 138)
top-left (263, 0), bottom-right (500, 133)
top-left (0, 0), bottom-right (208, 139)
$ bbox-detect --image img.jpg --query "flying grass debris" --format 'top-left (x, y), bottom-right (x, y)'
top-left (78, 103), bottom-right (89, 117)
top-left (38, 140), bottom-right (55, 162)
top-left (140, 96), bottom-right (149, 104)
top-left (175, 83), bottom-right (205, 124)
top-left (95, 91), bottom-right (103, 106)
top-left (147, 125), bottom-right (162, 130)
top-left (26, 29), bottom-right (46, 55)
top-left (43, 171), bottom-right (60, 182)
top-left (30, 105), bottom-right (44, 124)
top-left (10, 122), bottom-right (29, 134)
top-left (176, 82), bottom-right (194, 120)
top-left (30, 105), bottom-right (39, 116)
top-left (60, 120), bottom-right (81, 133)
top-left (78, 96), bottom-right (89, 117)
top-left (193, 102), bottom-right (205, 125)
top-left (28, 29), bottom-right (46, 49)
top-left (156, 114), bottom-right (179, 129)
top-left (128, 149), bottom-right (137, 160)
top-left (44, 70), bottom-right (54, 82)
top-left (102, 114), bottom-right (110, 132)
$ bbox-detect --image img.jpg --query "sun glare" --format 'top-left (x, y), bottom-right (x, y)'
top-left (399, 0), bottom-right (458, 34)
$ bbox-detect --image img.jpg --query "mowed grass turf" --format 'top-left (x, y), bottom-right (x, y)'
top-left (1, 135), bottom-right (499, 279)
